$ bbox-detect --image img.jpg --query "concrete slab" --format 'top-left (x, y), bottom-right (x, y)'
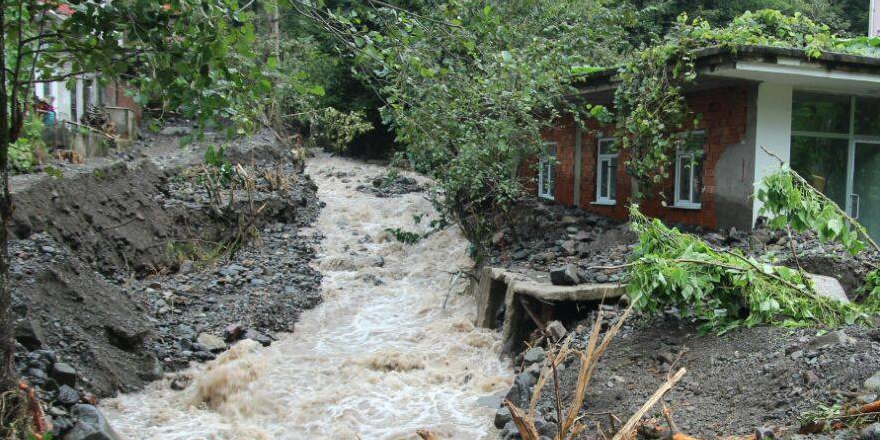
top-left (472, 267), bottom-right (626, 354)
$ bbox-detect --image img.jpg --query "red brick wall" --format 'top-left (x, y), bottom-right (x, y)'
top-left (528, 85), bottom-right (751, 230)
top-left (103, 82), bottom-right (143, 123)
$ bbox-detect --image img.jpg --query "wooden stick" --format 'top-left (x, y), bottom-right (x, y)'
top-left (504, 399), bottom-right (541, 440)
top-left (416, 429), bottom-right (439, 440)
top-left (845, 400), bottom-right (880, 416)
top-left (611, 368), bottom-right (687, 440)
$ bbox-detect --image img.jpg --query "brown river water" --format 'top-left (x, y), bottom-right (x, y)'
top-left (100, 155), bottom-right (513, 439)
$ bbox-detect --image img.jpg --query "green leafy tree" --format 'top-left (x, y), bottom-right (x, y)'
top-left (0, 0), bottom-right (268, 396)
top-left (320, 0), bottom-right (634, 260)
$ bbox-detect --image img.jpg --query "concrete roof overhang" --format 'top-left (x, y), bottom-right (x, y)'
top-left (571, 45), bottom-right (880, 100)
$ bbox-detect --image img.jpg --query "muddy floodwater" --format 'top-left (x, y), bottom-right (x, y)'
top-left (101, 155), bottom-right (513, 439)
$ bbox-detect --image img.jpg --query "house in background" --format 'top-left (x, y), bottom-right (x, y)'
top-left (33, 3), bottom-right (141, 155)
top-left (530, 45), bottom-right (880, 241)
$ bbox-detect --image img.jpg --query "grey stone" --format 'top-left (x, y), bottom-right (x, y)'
top-left (159, 126), bottom-right (193, 136)
top-left (56, 385), bottom-right (80, 406)
top-left (494, 407), bottom-right (512, 429)
top-left (538, 421), bottom-right (559, 438)
top-left (865, 371), bottom-right (880, 392)
top-left (808, 274), bottom-right (850, 304)
top-left (561, 240), bottom-right (577, 256)
top-left (51, 362), bottom-right (77, 387)
top-left (65, 405), bottom-right (122, 440)
top-left (196, 333), bottom-right (227, 352)
top-left (516, 372), bottom-right (536, 389)
top-left (550, 264), bottom-right (579, 286)
top-left (524, 347), bottom-right (546, 364)
top-left (476, 393), bottom-right (503, 409)
top-left (244, 329), bottom-right (273, 346)
top-left (808, 330), bottom-right (854, 349)
top-left (178, 260), bottom-right (194, 274)
top-left (861, 423), bottom-right (880, 440)
top-left (546, 320), bottom-right (567, 341)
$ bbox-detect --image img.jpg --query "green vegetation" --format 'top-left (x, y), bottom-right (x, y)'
top-left (628, 163), bottom-right (880, 334)
top-left (757, 164), bottom-right (880, 307)
top-left (604, 10), bottom-right (880, 197)
top-left (8, 117), bottom-right (44, 173)
top-left (626, 205), bottom-right (879, 334)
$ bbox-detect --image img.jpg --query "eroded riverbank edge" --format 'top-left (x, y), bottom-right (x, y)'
top-left (9, 128), bottom-right (324, 437)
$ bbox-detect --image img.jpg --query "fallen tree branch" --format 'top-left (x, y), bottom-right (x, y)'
top-left (611, 368), bottom-right (687, 440)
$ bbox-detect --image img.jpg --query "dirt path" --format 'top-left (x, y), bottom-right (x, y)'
top-left (100, 154), bottom-right (512, 439)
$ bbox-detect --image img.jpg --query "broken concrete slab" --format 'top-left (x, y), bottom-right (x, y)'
top-left (472, 267), bottom-right (626, 354)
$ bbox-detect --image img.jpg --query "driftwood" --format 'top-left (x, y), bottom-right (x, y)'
top-left (611, 368), bottom-right (687, 440)
top-left (416, 429), bottom-right (439, 440)
top-left (506, 306), bottom-right (634, 440)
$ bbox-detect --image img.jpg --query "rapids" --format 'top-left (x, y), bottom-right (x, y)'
top-left (101, 155), bottom-right (513, 439)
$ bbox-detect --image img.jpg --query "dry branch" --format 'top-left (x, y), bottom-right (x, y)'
top-left (611, 368), bottom-right (687, 440)
top-left (416, 429), bottom-right (439, 440)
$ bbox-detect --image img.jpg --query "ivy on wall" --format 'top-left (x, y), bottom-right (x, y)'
top-left (598, 10), bottom-right (880, 197)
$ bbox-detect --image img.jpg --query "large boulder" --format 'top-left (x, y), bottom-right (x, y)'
top-left (807, 274), bottom-right (849, 304)
top-left (64, 405), bottom-right (122, 440)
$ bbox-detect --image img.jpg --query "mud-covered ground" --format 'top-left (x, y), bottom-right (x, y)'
top-left (8, 126), bottom-right (323, 437)
top-left (490, 199), bottom-right (880, 440)
top-left (499, 308), bottom-right (880, 440)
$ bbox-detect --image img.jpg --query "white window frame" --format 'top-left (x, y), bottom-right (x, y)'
top-left (538, 143), bottom-right (556, 200)
top-left (594, 137), bottom-right (617, 205)
top-left (673, 131), bottom-right (706, 210)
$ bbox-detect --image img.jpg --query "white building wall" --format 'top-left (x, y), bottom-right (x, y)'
top-left (752, 83), bottom-right (793, 223)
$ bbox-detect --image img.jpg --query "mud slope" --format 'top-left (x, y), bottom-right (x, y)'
top-left (11, 234), bottom-right (157, 396)
top-left (11, 160), bottom-right (214, 276)
top-left (9, 133), bottom-right (322, 401)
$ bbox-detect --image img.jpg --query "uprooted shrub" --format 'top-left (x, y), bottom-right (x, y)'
top-left (626, 205), bottom-right (880, 334)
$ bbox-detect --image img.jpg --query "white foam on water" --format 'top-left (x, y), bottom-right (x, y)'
top-left (101, 154), bottom-right (512, 440)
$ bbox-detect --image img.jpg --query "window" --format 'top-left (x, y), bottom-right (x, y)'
top-left (673, 132), bottom-right (705, 209)
top-left (538, 143), bottom-right (555, 200)
top-left (595, 138), bottom-right (617, 204)
top-left (790, 91), bottom-right (880, 240)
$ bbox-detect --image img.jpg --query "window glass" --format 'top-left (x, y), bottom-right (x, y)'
top-left (538, 144), bottom-right (555, 199)
top-left (790, 136), bottom-right (849, 209)
top-left (608, 157), bottom-right (617, 200)
top-left (855, 97), bottom-right (880, 136)
top-left (792, 92), bottom-right (850, 134)
top-left (678, 156), bottom-right (693, 202)
top-left (599, 139), bottom-right (615, 155)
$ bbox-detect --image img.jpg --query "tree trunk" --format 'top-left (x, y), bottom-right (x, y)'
top-left (271, 0), bottom-right (283, 136)
top-left (0, 2), bottom-right (17, 393)
top-left (0, 137), bottom-right (12, 393)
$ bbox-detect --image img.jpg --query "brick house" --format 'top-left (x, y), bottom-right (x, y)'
top-left (530, 45), bottom-right (880, 240)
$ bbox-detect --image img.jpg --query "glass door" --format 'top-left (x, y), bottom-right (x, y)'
top-left (853, 142), bottom-right (880, 241)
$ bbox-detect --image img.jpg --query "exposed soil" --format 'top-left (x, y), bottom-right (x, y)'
top-left (507, 309), bottom-right (880, 440)
top-left (490, 198), bottom-right (880, 440)
top-left (7, 127), bottom-right (323, 436)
